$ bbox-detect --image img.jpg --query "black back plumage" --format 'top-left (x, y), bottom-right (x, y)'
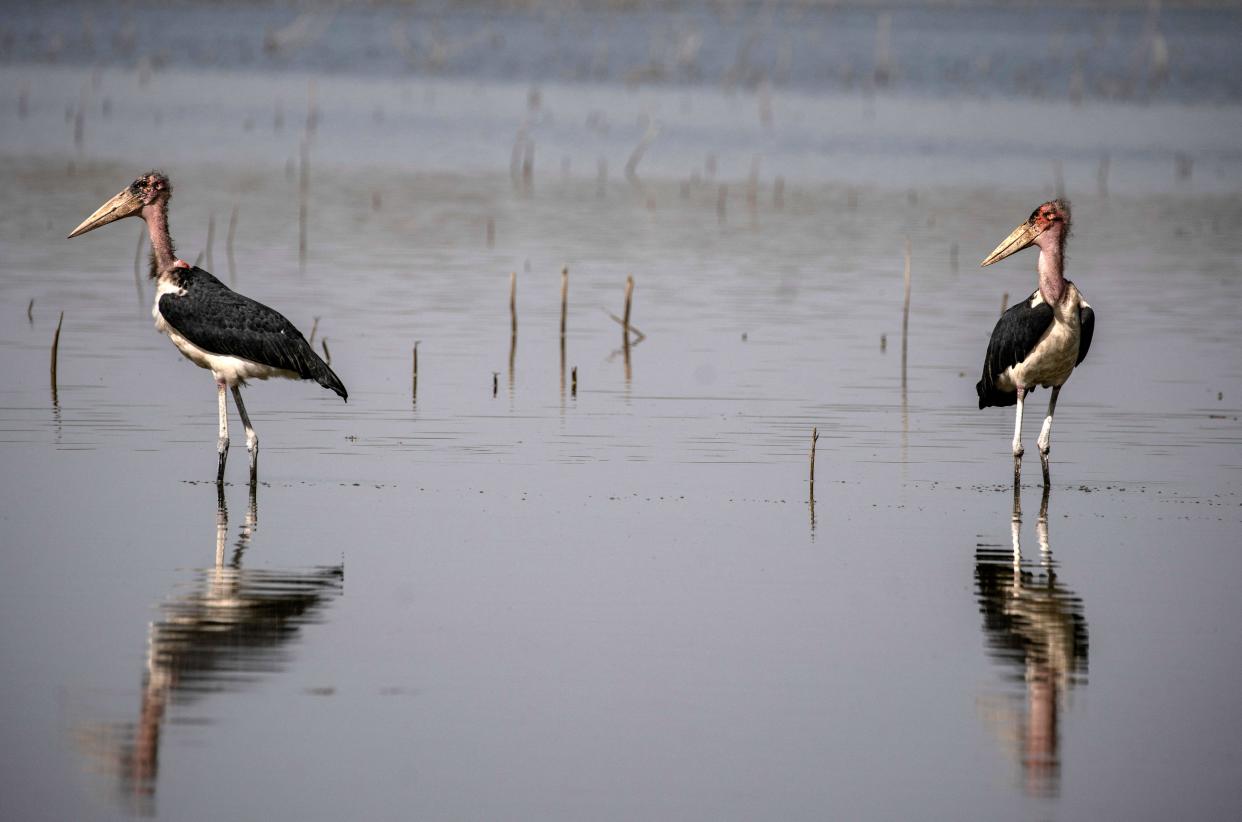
top-left (1076, 306), bottom-right (1095, 366)
top-left (976, 290), bottom-right (1053, 409)
top-left (158, 266), bottom-right (347, 400)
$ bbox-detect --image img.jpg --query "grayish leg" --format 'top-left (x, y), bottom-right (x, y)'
top-left (231, 385), bottom-right (258, 481)
top-left (1037, 385), bottom-right (1061, 457)
top-left (216, 380), bottom-right (229, 483)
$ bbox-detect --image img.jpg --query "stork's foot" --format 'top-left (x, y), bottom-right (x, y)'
top-left (1040, 452), bottom-right (1051, 487)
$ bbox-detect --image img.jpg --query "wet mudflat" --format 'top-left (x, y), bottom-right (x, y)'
top-left (3, 16), bottom-right (1242, 821)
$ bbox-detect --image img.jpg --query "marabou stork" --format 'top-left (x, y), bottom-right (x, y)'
top-left (976, 199), bottom-right (1095, 464)
top-left (68, 172), bottom-right (347, 481)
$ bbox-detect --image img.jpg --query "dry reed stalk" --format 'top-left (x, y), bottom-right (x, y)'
top-left (227, 205), bottom-right (239, 284)
top-left (560, 266), bottom-right (569, 343)
top-left (50, 311), bottom-right (64, 396)
top-left (298, 139), bottom-right (309, 267)
top-left (810, 426), bottom-right (819, 493)
top-left (623, 275), bottom-right (634, 335)
top-left (509, 272), bottom-right (518, 337)
top-left (205, 212), bottom-right (215, 272)
top-left (411, 343), bottom-right (419, 403)
top-left (901, 239), bottom-right (911, 389)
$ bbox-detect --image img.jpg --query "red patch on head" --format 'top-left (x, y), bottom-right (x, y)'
top-left (173, 258), bottom-right (190, 269)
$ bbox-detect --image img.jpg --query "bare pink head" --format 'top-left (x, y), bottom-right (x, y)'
top-left (981, 198), bottom-right (1072, 267)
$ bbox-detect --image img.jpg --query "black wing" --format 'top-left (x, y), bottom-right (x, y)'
top-left (1076, 305), bottom-right (1095, 365)
top-left (976, 290), bottom-right (1053, 409)
top-left (158, 267), bottom-right (347, 400)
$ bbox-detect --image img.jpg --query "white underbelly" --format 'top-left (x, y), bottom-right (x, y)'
top-left (998, 319), bottom-right (1079, 391)
top-left (153, 290), bottom-right (298, 385)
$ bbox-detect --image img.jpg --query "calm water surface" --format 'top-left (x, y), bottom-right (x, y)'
top-left (2, 3), bottom-right (1242, 820)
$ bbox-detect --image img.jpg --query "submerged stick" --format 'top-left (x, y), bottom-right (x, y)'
top-left (1000, 292), bottom-right (1009, 315)
top-left (227, 204), bottom-right (239, 284)
top-left (901, 239), bottom-right (911, 389)
top-left (571, 365), bottom-right (577, 398)
top-left (509, 271), bottom-right (518, 393)
top-left (307, 315), bottom-right (320, 345)
top-left (320, 336), bottom-right (331, 365)
top-left (205, 212), bottom-right (215, 272)
top-left (559, 266), bottom-right (569, 344)
top-left (492, 372), bottom-right (499, 397)
top-left (810, 426), bottom-right (819, 495)
top-left (299, 138), bottom-right (310, 268)
top-left (50, 311), bottom-right (64, 399)
top-left (411, 342), bottom-right (419, 403)
top-left (509, 271), bottom-right (518, 337)
top-left (27, 298), bottom-right (34, 324)
top-left (623, 275), bottom-right (634, 335)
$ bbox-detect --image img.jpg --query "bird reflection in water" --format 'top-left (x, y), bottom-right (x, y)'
top-left (73, 482), bottom-right (344, 815)
top-left (975, 478), bottom-right (1088, 797)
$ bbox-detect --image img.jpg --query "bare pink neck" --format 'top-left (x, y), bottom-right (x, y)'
top-left (1037, 234), bottom-right (1066, 305)
top-left (142, 200), bottom-right (176, 278)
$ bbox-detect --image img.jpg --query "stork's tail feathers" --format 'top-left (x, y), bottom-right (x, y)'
top-left (311, 360), bottom-right (348, 402)
top-left (283, 336), bottom-right (347, 401)
top-left (976, 378), bottom-right (1016, 409)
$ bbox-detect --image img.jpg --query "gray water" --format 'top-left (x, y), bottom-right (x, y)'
top-left (2, 2), bottom-right (1242, 821)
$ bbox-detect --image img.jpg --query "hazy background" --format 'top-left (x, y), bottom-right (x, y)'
top-left (2, 2), bottom-right (1240, 820)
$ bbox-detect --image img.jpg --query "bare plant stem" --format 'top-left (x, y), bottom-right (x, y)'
top-left (901, 239), bottom-right (912, 390)
top-left (810, 426), bottom-right (819, 495)
top-left (411, 342), bottom-right (419, 403)
top-left (51, 311), bottom-right (64, 400)
top-left (227, 204), bottom-right (239, 285)
top-left (205, 212), bottom-right (215, 272)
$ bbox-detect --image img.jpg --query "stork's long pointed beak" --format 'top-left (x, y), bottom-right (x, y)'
top-left (980, 220), bottom-right (1044, 267)
top-left (67, 186), bottom-right (143, 239)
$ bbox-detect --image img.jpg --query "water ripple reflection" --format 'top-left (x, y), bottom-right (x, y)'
top-left (975, 482), bottom-right (1088, 798)
top-left (73, 485), bottom-right (343, 816)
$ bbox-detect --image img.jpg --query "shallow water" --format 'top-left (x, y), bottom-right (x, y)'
top-left (3, 3), bottom-right (1242, 821)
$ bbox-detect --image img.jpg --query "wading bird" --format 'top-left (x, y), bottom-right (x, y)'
top-left (976, 199), bottom-right (1094, 467)
top-left (68, 172), bottom-right (347, 481)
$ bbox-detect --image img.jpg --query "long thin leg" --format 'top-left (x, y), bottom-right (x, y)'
top-left (230, 385), bottom-right (258, 481)
top-left (1037, 385), bottom-right (1061, 457)
top-left (1012, 385), bottom-right (1026, 458)
top-left (216, 380), bottom-right (229, 483)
